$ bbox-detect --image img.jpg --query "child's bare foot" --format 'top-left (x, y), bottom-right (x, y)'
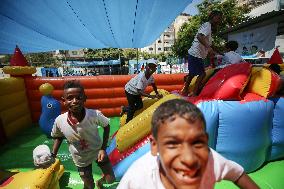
top-left (119, 106), bottom-right (126, 116)
top-left (95, 178), bottom-right (104, 189)
top-left (95, 175), bottom-right (115, 189)
top-left (187, 92), bottom-right (197, 97)
top-left (181, 88), bottom-right (189, 96)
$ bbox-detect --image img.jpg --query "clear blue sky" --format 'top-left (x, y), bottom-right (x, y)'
top-left (183, 0), bottom-right (203, 15)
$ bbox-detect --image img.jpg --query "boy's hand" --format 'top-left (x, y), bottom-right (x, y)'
top-left (149, 95), bottom-right (157, 99)
top-left (156, 94), bottom-right (163, 99)
top-left (97, 150), bottom-right (106, 162)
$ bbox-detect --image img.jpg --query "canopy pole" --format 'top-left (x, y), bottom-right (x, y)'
top-left (136, 48), bottom-right (139, 73)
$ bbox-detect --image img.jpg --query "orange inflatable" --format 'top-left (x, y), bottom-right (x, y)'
top-left (24, 74), bottom-right (185, 121)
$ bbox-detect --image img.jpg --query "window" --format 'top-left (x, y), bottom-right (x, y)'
top-left (149, 47), bottom-right (153, 51)
top-left (164, 47), bottom-right (171, 51)
top-left (158, 48), bottom-right (161, 51)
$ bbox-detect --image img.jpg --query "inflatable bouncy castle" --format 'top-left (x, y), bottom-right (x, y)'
top-left (1, 46), bottom-right (284, 188)
top-left (107, 62), bottom-right (284, 188)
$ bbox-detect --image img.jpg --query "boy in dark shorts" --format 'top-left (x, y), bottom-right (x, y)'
top-left (182, 10), bottom-right (223, 96)
top-left (51, 80), bottom-right (115, 189)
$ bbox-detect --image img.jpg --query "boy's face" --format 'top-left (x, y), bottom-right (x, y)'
top-left (151, 116), bottom-right (209, 189)
top-left (212, 15), bottom-right (222, 25)
top-left (62, 88), bottom-right (86, 114)
top-left (146, 64), bottom-right (157, 75)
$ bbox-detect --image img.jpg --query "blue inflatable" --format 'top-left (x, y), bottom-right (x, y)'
top-left (112, 142), bottom-right (150, 179)
top-left (269, 97), bottom-right (284, 161)
top-left (39, 95), bottom-right (61, 137)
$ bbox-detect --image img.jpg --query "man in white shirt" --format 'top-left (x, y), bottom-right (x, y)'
top-left (118, 99), bottom-right (259, 189)
top-left (182, 10), bottom-right (223, 96)
top-left (122, 59), bottom-right (162, 123)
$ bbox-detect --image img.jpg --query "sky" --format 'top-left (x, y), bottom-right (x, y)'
top-left (183, 0), bottom-right (204, 15)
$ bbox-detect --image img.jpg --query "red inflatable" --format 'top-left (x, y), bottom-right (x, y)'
top-left (199, 62), bottom-right (252, 100)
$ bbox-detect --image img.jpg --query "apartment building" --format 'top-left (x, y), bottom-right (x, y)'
top-left (140, 14), bottom-right (190, 54)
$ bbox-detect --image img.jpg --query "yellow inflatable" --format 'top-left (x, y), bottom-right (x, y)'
top-left (3, 66), bottom-right (36, 75)
top-left (0, 159), bottom-right (64, 189)
top-left (181, 68), bottom-right (215, 93)
top-left (39, 83), bottom-right (54, 96)
top-left (116, 94), bottom-right (180, 152)
top-left (120, 89), bottom-right (170, 127)
top-left (247, 67), bottom-right (281, 98)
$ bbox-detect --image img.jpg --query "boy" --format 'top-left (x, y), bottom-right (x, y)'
top-left (118, 99), bottom-right (259, 189)
top-left (182, 10), bottom-right (223, 96)
top-left (217, 41), bottom-right (243, 68)
top-left (121, 59), bottom-right (162, 123)
top-left (51, 80), bottom-right (115, 189)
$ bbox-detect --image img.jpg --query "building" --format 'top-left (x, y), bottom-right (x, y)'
top-left (53, 49), bottom-right (86, 60)
top-left (222, 0), bottom-right (284, 56)
top-left (140, 13), bottom-right (190, 55)
top-left (237, 0), bottom-right (272, 9)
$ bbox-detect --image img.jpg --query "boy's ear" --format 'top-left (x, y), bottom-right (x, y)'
top-left (150, 135), bottom-right (158, 156)
top-left (61, 96), bottom-right (66, 105)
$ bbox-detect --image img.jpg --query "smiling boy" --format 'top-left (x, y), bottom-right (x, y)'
top-left (117, 99), bottom-right (259, 189)
top-left (51, 80), bottom-right (115, 189)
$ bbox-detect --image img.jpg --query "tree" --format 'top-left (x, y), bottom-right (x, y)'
top-left (172, 0), bottom-right (250, 58)
top-left (0, 54), bottom-right (12, 65)
top-left (26, 52), bottom-right (57, 66)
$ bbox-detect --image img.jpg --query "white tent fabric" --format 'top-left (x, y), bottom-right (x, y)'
top-left (0, 0), bottom-right (191, 54)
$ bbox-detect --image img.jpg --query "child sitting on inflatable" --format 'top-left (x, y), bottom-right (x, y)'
top-left (117, 99), bottom-right (259, 189)
top-left (217, 40), bottom-right (243, 68)
top-left (50, 80), bottom-right (115, 189)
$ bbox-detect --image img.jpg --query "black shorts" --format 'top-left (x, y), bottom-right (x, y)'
top-left (77, 155), bottom-right (112, 179)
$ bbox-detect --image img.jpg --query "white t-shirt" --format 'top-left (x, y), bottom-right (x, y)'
top-left (117, 149), bottom-right (244, 189)
top-left (125, 72), bottom-right (155, 95)
top-left (51, 108), bottom-right (109, 167)
top-left (188, 22), bottom-right (212, 59)
top-left (216, 51), bottom-right (244, 69)
top-left (223, 51), bottom-right (243, 65)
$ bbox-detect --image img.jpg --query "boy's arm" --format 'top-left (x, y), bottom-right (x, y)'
top-left (234, 172), bottom-right (260, 189)
top-left (52, 137), bottom-right (63, 157)
top-left (101, 124), bottom-right (110, 150)
top-left (137, 89), bottom-right (157, 99)
top-left (151, 83), bottom-right (162, 98)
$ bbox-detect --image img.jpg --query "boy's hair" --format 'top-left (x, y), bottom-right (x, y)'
top-left (252, 45), bottom-right (258, 50)
top-left (225, 41), bottom-right (239, 51)
top-left (209, 10), bottom-right (222, 20)
top-left (151, 99), bottom-right (206, 139)
top-left (269, 64), bottom-right (281, 75)
top-left (63, 80), bottom-right (84, 92)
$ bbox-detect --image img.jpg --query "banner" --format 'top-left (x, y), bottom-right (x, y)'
top-left (228, 23), bottom-right (278, 56)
